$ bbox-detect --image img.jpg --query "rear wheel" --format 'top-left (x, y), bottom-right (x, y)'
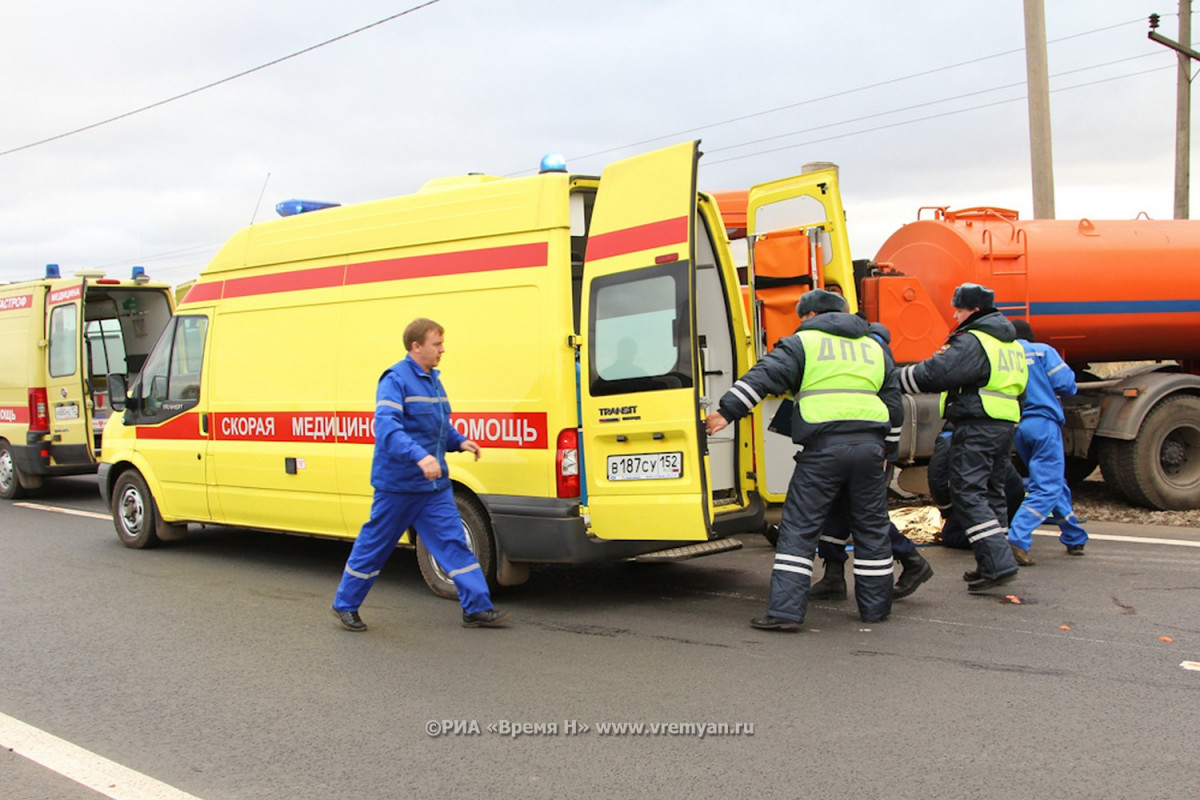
top-left (1100, 396), bottom-right (1200, 510)
top-left (0, 441), bottom-right (28, 500)
top-left (415, 492), bottom-right (496, 600)
top-left (111, 470), bottom-right (162, 549)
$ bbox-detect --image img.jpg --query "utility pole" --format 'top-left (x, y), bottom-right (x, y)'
top-left (1148, 2), bottom-right (1195, 219)
top-left (1024, 0), bottom-right (1055, 218)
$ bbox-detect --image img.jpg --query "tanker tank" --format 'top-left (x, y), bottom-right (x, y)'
top-left (871, 206), bottom-right (1200, 367)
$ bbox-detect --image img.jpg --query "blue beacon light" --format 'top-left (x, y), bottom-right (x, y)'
top-left (131, 265), bottom-right (149, 282)
top-left (44, 263), bottom-right (61, 279)
top-left (276, 199), bottom-right (341, 217)
top-left (539, 153), bottom-right (567, 173)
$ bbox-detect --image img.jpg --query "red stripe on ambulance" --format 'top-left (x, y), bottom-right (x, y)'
top-left (179, 242), bottom-right (549, 304)
top-left (48, 285), bottom-right (83, 305)
top-left (0, 294), bottom-right (33, 312)
top-left (134, 411), bottom-right (548, 449)
top-left (585, 216), bottom-right (688, 261)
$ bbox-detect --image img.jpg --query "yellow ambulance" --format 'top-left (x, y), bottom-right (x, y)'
top-left (99, 141), bottom-right (840, 596)
top-left (0, 265), bottom-right (174, 498)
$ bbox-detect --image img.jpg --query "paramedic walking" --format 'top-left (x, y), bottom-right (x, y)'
top-left (706, 289), bottom-right (899, 631)
top-left (332, 318), bottom-right (508, 631)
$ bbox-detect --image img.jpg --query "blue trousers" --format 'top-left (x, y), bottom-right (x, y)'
top-left (770, 438), bottom-right (893, 623)
top-left (1009, 415), bottom-right (1088, 551)
top-left (333, 487), bottom-right (493, 615)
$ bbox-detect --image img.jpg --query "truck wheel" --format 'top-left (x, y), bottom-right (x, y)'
top-left (1118, 396), bottom-right (1200, 510)
top-left (111, 470), bottom-right (163, 549)
top-left (415, 492), bottom-right (496, 600)
top-left (1096, 439), bottom-right (1144, 506)
top-left (0, 441), bottom-right (28, 500)
top-left (1063, 455), bottom-right (1098, 486)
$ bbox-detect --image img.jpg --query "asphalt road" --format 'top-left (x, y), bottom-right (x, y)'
top-left (2, 476), bottom-right (1198, 800)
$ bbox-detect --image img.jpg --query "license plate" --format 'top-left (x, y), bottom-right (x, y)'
top-left (607, 451), bottom-right (683, 481)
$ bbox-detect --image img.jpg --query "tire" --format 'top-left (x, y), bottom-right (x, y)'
top-left (415, 492), bottom-right (496, 600)
top-left (1112, 396), bottom-right (1200, 510)
top-left (0, 441), bottom-right (28, 500)
top-left (1063, 455), bottom-right (1098, 487)
top-left (1096, 438), bottom-right (1144, 506)
top-left (111, 470), bottom-right (163, 549)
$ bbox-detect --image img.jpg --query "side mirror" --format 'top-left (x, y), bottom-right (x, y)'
top-left (107, 373), bottom-right (127, 412)
top-left (150, 375), bottom-right (168, 405)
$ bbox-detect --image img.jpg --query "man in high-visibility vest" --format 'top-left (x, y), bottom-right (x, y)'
top-left (899, 283), bottom-right (1028, 592)
top-left (706, 288), bottom-right (901, 631)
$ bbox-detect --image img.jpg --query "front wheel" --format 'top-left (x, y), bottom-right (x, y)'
top-left (111, 470), bottom-right (163, 549)
top-left (0, 441), bottom-right (28, 500)
top-left (415, 492), bottom-right (496, 600)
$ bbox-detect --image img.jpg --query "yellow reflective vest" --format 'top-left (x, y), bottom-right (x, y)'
top-left (939, 330), bottom-right (1027, 422)
top-left (795, 330), bottom-right (888, 424)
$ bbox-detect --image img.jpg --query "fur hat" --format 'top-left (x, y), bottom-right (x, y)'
top-left (951, 282), bottom-right (995, 310)
top-left (1011, 318), bottom-right (1035, 341)
top-left (796, 288), bottom-right (847, 316)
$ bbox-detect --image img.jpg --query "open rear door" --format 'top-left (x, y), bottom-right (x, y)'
top-left (580, 141), bottom-right (710, 541)
top-left (43, 279), bottom-right (94, 467)
top-left (747, 168), bottom-right (854, 501)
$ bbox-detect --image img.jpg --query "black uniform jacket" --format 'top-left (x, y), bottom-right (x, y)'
top-left (898, 308), bottom-right (1018, 424)
top-left (716, 311), bottom-right (902, 446)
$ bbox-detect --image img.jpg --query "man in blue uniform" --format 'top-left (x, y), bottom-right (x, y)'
top-left (899, 283), bottom-right (1026, 593)
top-left (706, 289), bottom-right (900, 630)
top-left (332, 318), bottom-right (508, 631)
top-left (810, 322), bottom-right (933, 601)
top-left (1007, 319), bottom-right (1088, 563)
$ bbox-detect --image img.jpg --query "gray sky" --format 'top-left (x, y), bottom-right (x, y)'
top-left (0, 0), bottom-right (1188, 286)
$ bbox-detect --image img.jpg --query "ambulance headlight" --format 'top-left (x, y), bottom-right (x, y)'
top-left (276, 199), bottom-right (341, 217)
top-left (45, 263), bottom-right (61, 279)
top-left (539, 153), bottom-right (567, 173)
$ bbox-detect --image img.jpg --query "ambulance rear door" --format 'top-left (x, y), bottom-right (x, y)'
top-left (43, 279), bottom-right (92, 468)
top-left (746, 168), bottom-right (854, 501)
top-left (580, 141), bottom-right (711, 541)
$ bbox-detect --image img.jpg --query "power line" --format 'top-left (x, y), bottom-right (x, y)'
top-left (0, 0), bottom-right (442, 158)
top-left (508, 14), bottom-right (1163, 176)
top-left (701, 64), bottom-right (1174, 169)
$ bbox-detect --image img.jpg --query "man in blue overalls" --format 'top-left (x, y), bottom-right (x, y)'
top-left (1007, 319), bottom-right (1088, 564)
top-left (332, 317), bottom-right (508, 631)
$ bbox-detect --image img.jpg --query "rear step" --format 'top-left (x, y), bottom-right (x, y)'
top-left (631, 538), bottom-right (742, 563)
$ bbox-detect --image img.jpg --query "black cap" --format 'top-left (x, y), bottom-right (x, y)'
top-left (951, 282), bottom-right (995, 310)
top-left (796, 288), bottom-right (847, 316)
top-left (867, 321), bottom-right (892, 345)
top-left (1011, 318), bottom-right (1035, 341)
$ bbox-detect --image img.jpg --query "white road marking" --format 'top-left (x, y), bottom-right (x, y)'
top-left (0, 711), bottom-right (204, 800)
top-left (1033, 530), bottom-right (1200, 548)
top-left (13, 502), bottom-right (110, 520)
top-left (1181, 661), bottom-right (1200, 672)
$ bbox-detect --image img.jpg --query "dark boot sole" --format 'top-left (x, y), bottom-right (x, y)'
top-left (893, 563), bottom-right (934, 599)
top-left (966, 571), bottom-right (1018, 593)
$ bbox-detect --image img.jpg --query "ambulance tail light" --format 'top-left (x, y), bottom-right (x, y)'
top-left (556, 428), bottom-right (580, 498)
top-left (28, 388), bottom-right (49, 432)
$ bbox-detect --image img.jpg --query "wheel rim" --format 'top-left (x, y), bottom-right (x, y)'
top-left (1159, 424), bottom-right (1200, 487)
top-left (0, 449), bottom-right (14, 494)
top-left (429, 518), bottom-right (477, 585)
top-left (118, 485), bottom-right (145, 536)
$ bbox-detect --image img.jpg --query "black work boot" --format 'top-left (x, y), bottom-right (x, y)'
top-left (809, 559), bottom-right (847, 600)
top-left (893, 549), bottom-right (934, 599)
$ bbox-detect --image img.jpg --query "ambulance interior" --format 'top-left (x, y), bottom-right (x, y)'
top-left (569, 189), bottom-right (741, 505)
top-left (79, 288), bottom-right (173, 437)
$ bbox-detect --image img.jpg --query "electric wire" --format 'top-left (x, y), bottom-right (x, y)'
top-left (0, 0), bottom-right (441, 158)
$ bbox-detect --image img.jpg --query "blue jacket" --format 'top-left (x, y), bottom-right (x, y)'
top-left (369, 355), bottom-right (467, 493)
top-left (1018, 338), bottom-right (1076, 426)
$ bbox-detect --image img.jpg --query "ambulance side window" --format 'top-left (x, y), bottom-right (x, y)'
top-left (48, 304), bottom-right (78, 377)
top-left (135, 315), bottom-right (208, 421)
top-left (589, 262), bottom-right (692, 396)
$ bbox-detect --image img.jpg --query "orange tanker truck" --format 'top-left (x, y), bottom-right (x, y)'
top-left (863, 205), bottom-right (1200, 511)
top-left (713, 186), bottom-right (1200, 511)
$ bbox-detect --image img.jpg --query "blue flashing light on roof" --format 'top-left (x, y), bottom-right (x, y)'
top-left (539, 153), bottom-right (567, 174)
top-left (276, 199), bottom-right (341, 217)
top-left (131, 265), bottom-right (149, 283)
top-left (44, 263), bottom-right (60, 279)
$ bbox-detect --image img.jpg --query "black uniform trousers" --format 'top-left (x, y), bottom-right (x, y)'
top-left (948, 421), bottom-right (1021, 578)
top-left (769, 435), bottom-right (894, 623)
